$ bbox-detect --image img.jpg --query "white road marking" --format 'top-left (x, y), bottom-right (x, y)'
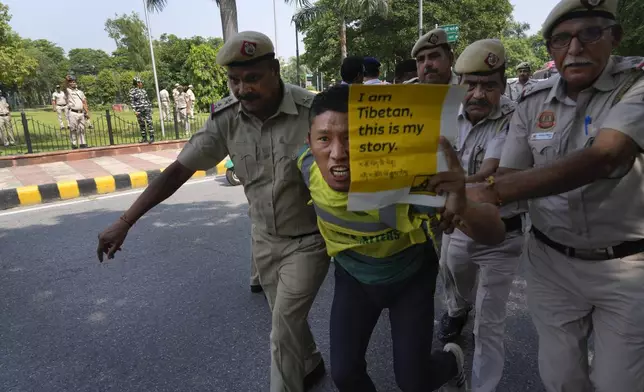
top-left (0, 178), bottom-right (216, 217)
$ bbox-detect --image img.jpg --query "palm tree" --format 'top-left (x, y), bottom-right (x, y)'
top-left (146, 0), bottom-right (312, 43)
top-left (291, 0), bottom-right (390, 59)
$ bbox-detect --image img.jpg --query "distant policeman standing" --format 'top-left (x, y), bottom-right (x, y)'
top-left (186, 84), bottom-right (196, 119)
top-left (172, 83), bottom-right (180, 114)
top-left (159, 87), bottom-right (170, 121)
top-left (0, 88), bottom-right (16, 148)
top-left (468, 0), bottom-right (644, 390)
top-left (130, 77), bottom-right (154, 144)
top-left (97, 31), bottom-right (329, 392)
top-left (174, 86), bottom-right (190, 136)
top-left (406, 28), bottom-right (459, 85)
top-left (65, 76), bottom-right (90, 149)
top-left (52, 85), bottom-right (68, 130)
top-left (439, 39), bottom-right (525, 392)
top-left (505, 62), bottom-right (536, 101)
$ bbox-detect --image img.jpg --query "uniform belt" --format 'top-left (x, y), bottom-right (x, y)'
top-left (0, 113), bottom-right (8, 117)
top-left (532, 227), bottom-right (644, 260)
top-left (502, 215), bottom-right (523, 233)
top-left (57, 104), bottom-right (66, 107)
top-left (70, 109), bottom-right (84, 114)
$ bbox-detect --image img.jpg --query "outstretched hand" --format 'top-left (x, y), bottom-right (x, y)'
top-left (96, 218), bottom-right (130, 262)
top-left (427, 137), bottom-right (467, 233)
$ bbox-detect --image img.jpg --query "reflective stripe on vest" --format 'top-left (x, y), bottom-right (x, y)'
top-left (299, 149), bottom-right (399, 233)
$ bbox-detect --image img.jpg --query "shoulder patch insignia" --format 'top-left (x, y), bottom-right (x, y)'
top-left (537, 111), bottom-right (556, 130)
top-left (210, 95), bottom-right (238, 119)
top-left (291, 86), bottom-right (315, 108)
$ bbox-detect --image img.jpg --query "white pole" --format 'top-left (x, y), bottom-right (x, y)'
top-left (419, 0), bottom-right (423, 38)
top-left (142, 0), bottom-right (165, 137)
top-left (273, 0), bottom-right (279, 55)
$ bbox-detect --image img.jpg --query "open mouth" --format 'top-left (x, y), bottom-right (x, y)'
top-left (330, 166), bottom-right (350, 180)
top-left (565, 63), bottom-right (592, 69)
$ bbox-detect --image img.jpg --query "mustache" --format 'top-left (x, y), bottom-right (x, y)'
top-left (238, 93), bottom-right (261, 102)
top-left (467, 99), bottom-right (490, 108)
top-left (563, 56), bottom-right (594, 67)
top-left (423, 67), bottom-right (439, 75)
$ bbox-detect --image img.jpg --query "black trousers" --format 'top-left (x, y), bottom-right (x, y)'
top-left (330, 255), bottom-right (458, 392)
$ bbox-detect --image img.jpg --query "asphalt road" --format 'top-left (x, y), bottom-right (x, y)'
top-left (0, 177), bottom-right (545, 392)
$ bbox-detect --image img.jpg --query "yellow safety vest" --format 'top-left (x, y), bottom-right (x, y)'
top-left (298, 147), bottom-right (437, 258)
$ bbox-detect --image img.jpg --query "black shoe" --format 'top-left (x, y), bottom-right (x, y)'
top-left (438, 311), bottom-right (469, 343)
top-left (250, 284), bottom-right (263, 293)
top-left (148, 135), bottom-right (154, 144)
top-left (139, 138), bottom-right (147, 144)
top-left (304, 360), bottom-right (326, 391)
top-left (71, 145), bottom-right (78, 150)
top-left (79, 144), bottom-right (88, 149)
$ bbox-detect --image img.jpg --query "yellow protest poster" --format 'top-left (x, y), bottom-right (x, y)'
top-left (347, 84), bottom-right (466, 211)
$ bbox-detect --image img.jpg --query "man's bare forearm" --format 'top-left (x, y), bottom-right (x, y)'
top-left (124, 161), bottom-right (195, 223)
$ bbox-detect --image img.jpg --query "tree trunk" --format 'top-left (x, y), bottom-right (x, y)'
top-left (295, 27), bottom-right (301, 86)
top-left (339, 18), bottom-right (347, 59)
top-left (219, 0), bottom-right (239, 42)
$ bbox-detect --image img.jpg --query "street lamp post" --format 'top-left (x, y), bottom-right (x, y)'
top-left (419, 0), bottom-right (423, 38)
top-left (142, 0), bottom-right (165, 137)
top-left (273, 0), bottom-right (279, 55)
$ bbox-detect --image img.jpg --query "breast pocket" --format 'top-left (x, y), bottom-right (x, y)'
top-left (229, 142), bottom-right (259, 184)
top-left (468, 146), bottom-right (485, 176)
top-left (275, 142), bottom-right (304, 183)
top-left (528, 132), bottom-right (560, 167)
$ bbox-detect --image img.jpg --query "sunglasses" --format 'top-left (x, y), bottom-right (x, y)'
top-left (548, 25), bottom-right (615, 49)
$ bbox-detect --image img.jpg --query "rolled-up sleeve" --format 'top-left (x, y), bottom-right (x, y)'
top-left (499, 106), bottom-right (533, 170)
top-left (177, 117), bottom-right (229, 171)
top-left (601, 76), bottom-right (644, 149)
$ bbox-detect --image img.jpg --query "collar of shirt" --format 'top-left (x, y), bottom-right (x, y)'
top-left (545, 57), bottom-right (617, 104)
top-left (236, 82), bottom-right (299, 118)
top-left (363, 79), bottom-right (382, 85)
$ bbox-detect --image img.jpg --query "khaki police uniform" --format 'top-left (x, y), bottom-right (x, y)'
top-left (440, 39), bottom-right (526, 392)
top-left (405, 28), bottom-right (459, 86)
top-left (52, 90), bottom-right (68, 129)
top-left (172, 84), bottom-right (180, 111)
top-left (499, 2), bottom-right (644, 390)
top-left (187, 86), bottom-right (196, 119)
top-left (159, 89), bottom-right (170, 121)
top-left (177, 31), bottom-right (330, 392)
top-left (505, 62), bottom-right (537, 101)
top-left (175, 92), bottom-right (190, 135)
top-left (0, 95), bottom-right (16, 146)
top-left (66, 87), bottom-right (87, 147)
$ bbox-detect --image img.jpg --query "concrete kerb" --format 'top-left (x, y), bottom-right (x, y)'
top-left (0, 160), bottom-right (228, 211)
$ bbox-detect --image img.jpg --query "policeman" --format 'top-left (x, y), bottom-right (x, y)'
top-left (159, 87), bottom-right (170, 121)
top-left (96, 31), bottom-right (329, 392)
top-left (174, 86), bottom-right (190, 136)
top-left (172, 83), bottom-right (180, 110)
top-left (52, 85), bottom-right (68, 130)
top-left (65, 75), bottom-right (90, 149)
top-left (467, 0), bottom-right (644, 390)
top-left (505, 62), bottom-right (536, 101)
top-left (186, 84), bottom-right (196, 119)
top-left (0, 88), bottom-right (16, 148)
top-left (406, 28), bottom-right (459, 85)
top-left (363, 57), bottom-right (385, 85)
top-left (130, 77), bottom-right (154, 144)
top-left (438, 39), bottom-right (525, 392)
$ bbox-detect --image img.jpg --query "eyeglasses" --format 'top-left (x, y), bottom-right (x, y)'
top-left (548, 25), bottom-right (615, 49)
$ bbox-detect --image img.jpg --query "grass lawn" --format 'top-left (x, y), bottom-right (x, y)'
top-left (2, 109), bottom-right (210, 156)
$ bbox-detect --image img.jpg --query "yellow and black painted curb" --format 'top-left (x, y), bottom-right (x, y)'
top-left (0, 160), bottom-right (228, 211)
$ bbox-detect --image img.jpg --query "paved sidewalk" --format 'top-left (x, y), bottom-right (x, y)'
top-left (0, 149), bottom-right (182, 190)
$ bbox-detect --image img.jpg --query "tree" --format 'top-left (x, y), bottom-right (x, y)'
top-left (280, 56), bottom-right (309, 86)
top-left (68, 48), bottom-right (111, 76)
top-left (293, 0), bottom-right (390, 59)
top-left (20, 39), bottom-right (68, 106)
top-left (616, 0), bottom-right (644, 56)
top-left (185, 43), bottom-right (228, 111)
top-left (105, 12), bottom-right (151, 72)
top-left (0, 2), bottom-right (37, 88)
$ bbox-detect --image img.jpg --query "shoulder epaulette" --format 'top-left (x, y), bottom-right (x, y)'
top-left (289, 85), bottom-right (315, 108)
top-left (518, 77), bottom-right (557, 103)
top-left (210, 95), bottom-right (238, 119)
top-left (500, 98), bottom-right (516, 116)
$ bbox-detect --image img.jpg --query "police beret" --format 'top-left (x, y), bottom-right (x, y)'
top-left (454, 39), bottom-right (506, 75)
top-left (216, 31), bottom-right (275, 67)
top-left (411, 28), bottom-right (449, 58)
top-left (516, 62), bottom-right (531, 71)
top-left (542, 0), bottom-right (618, 38)
top-left (364, 57), bottom-right (381, 67)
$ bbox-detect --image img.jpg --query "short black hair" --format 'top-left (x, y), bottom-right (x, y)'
top-left (395, 59), bottom-right (417, 78)
top-left (341, 56), bottom-right (365, 83)
top-left (364, 64), bottom-right (380, 78)
top-left (309, 85), bottom-right (349, 127)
